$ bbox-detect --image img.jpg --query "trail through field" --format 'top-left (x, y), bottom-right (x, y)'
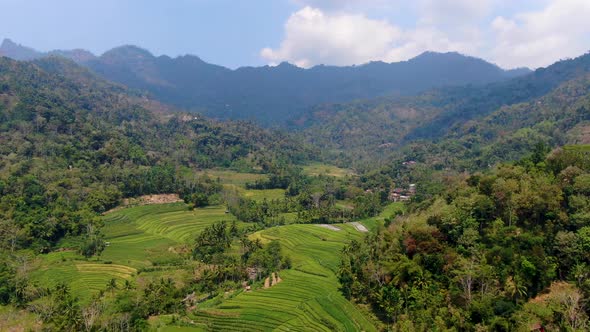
top-left (350, 222), bottom-right (368, 232)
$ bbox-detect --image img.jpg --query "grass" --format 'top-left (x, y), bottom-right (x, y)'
top-left (189, 223), bottom-right (378, 331)
top-left (29, 192), bottom-right (383, 330)
top-left (104, 203), bottom-right (241, 243)
top-left (240, 188), bottom-right (285, 201)
top-left (223, 184), bottom-right (287, 203)
top-left (195, 169), bottom-right (266, 186)
top-left (0, 305), bottom-right (41, 331)
top-left (357, 202), bottom-right (405, 232)
top-left (32, 203), bottom-right (244, 302)
top-left (302, 163), bottom-right (355, 178)
top-left (29, 251), bottom-right (137, 301)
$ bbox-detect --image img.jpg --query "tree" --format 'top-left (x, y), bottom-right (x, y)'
top-left (79, 223), bottom-right (106, 259)
top-left (190, 193), bottom-right (209, 208)
top-left (81, 299), bottom-right (103, 332)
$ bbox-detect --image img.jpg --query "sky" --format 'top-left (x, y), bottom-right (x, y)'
top-left (1, 0), bottom-right (589, 69)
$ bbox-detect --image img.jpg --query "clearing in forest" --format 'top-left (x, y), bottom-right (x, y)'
top-left (302, 163), bottom-right (355, 178)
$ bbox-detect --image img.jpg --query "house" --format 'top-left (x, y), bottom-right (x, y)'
top-left (388, 185), bottom-right (417, 202)
top-left (389, 192), bottom-right (401, 201)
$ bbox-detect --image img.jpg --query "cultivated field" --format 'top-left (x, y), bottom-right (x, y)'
top-left (189, 223), bottom-right (378, 331)
top-left (302, 163), bottom-right (355, 178)
top-left (28, 172), bottom-right (384, 329)
top-left (31, 203), bottom-right (242, 302)
top-left (29, 251), bottom-right (137, 301)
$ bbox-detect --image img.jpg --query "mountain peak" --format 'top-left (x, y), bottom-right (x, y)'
top-left (101, 45), bottom-right (154, 60)
top-left (0, 38), bottom-right (43, 60)
top-left (1, 38), bottom-right (16, 48)
top-left (276, 61), bottom-right (300, 69)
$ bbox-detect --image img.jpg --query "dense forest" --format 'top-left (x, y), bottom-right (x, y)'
top-left (339, 146), bottom-right (590, 331)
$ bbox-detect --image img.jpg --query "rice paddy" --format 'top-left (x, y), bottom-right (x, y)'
top-left (105, 203), bottom-right (241, 243)
top-left (27, 170), bottom-right (381, 330)
top-left (30, 202), bottom-right (242, 302)
top-left (189, 223), bottom-right (378, 331)
top-left (29, 252), bottom-right (137, 300)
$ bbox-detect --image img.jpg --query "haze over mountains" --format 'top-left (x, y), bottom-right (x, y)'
top-left (0, 38), bottom-right (530, 124)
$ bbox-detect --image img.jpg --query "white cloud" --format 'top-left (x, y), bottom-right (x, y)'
top-left (291, 0), bottom-right (391, 11)
top-left (261, 7), bottom-right (402, 67)
top-left (491, 0), bottom-right (590, 68)
top-left (261, 6), bottom-right (482, 67)
top-left (264, 0), bottom-right (590, 69)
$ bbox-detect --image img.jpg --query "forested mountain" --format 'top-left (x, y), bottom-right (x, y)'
top-left (0, 38), bottom-right (529, 124)
top-left (300, 52), bottom-right (590, 169)
top-left (0, 55), bottom-right (312, 251)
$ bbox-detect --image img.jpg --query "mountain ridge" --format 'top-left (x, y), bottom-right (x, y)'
top-left (0, 38), bottom-right (531, 124)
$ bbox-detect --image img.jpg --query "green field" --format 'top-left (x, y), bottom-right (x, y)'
top-left (223, 184), bottom-right (287, 203)
top-left (302, 163), bottom-right (355, 178)
top-left (104, 203), bottom-right (241, 243)
top-left (29, 199), bottom-right (380, 330)
top-left (189, 223), bottom-right (378, 331)
top-left (240, 188), bottom-right (286, 201)
top-left (31, 203), bottom-right (242, 301)
top-left (357, 202), bottom-right (405, 232)
top-left (29, 251), bottom-right (137, 300)
top-left (195, 169), bottom-right (266, 186)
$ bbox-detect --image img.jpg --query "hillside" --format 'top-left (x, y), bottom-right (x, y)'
top-left (0, 38), bottom-right (529, 124)
top-left (340, 148), bottom-right (590, 330)
top-left (0, 55), bottom-right (311, 251)
top-left (298, 52), bottom-right (590, 168)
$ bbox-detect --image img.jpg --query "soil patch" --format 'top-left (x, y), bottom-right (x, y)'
top-left (350, 222), bottom-right (368, 232)
top-left (316, 224), bottom-right (341, 231)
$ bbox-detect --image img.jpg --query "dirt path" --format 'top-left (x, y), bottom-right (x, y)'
top-left (350, 222), bottom-right (368, 233)
top-left (316, 224), bottom-right (341, 231)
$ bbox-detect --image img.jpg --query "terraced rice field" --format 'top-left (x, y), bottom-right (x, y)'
top-left (189, 223), bottom-right (378, 331)
top-left (32, 203), bottom-right (241, 301)
top-left (31, 197), bottom-right (382, 330)
top-left (30, 252), bottom-right (137, 301)
top-left (104, 203), bottom-right (241, 243)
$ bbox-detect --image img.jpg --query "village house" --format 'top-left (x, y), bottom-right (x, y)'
top-left (388, 184), bottom-right (417, 202)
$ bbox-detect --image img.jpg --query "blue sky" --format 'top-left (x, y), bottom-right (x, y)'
top-left (1, 0), bottom-right (589, 69)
